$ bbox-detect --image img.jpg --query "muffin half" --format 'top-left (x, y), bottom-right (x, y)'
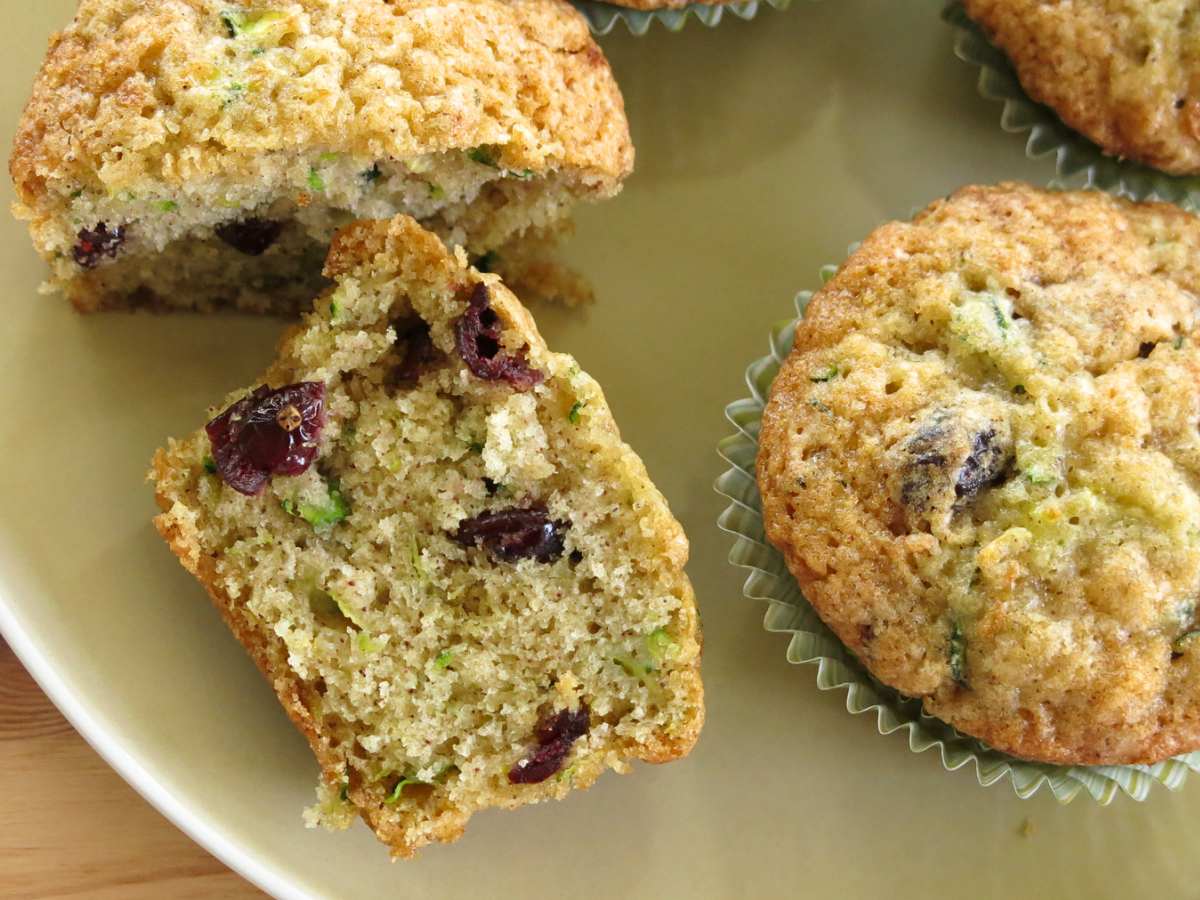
top-left (150, 214), bottom-right (703, 857)
top-left (11, 0), bottom-right (632, 313)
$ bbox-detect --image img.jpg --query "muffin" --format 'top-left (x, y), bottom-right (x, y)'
top-left (961, 0), bottom-right (1200, 175)
top-left (757, 182), bottom-right (1200, 766)
top-left (150, 214), bottom-right (704, 857)
top-left (10, 0), bottom-right (632, 314)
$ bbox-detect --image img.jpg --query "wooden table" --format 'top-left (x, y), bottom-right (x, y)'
top-left (0, 641), bottom-right (264, 899)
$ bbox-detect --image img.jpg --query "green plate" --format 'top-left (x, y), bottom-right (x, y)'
top-left (8, 1), bottom-right (1200, 896)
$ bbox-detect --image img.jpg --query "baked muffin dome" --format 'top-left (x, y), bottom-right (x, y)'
top-left (758, 183), bottom-right (1200, 765)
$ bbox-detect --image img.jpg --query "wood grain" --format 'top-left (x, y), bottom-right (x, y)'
top-left (0, 640), bottom-right (265, 900)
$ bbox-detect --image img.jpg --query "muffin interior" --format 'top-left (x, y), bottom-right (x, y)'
top-left (151, 217), bottom-right (703, 856)
top-left (44, 155), bottom-right (581, 313)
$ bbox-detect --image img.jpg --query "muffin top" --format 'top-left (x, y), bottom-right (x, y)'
top-left (10, 0), bottom-right (631, 205)
top-left (758, 183), bottom-right (1200, 765)
top-left (963, 0), bottom-right (1200, 175)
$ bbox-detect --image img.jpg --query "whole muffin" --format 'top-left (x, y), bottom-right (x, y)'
top-left (758, 183), bottom-right (1200, 766)
top-left (962, 0), bottom-right (1200, 175)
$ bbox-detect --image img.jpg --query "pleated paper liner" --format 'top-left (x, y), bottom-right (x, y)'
top-left (571, 0), bottom-right (790, 36)
top-left (714, 276), bottom-right (1200, 803)
top-left (945, 1), bottom-right (1200, 209)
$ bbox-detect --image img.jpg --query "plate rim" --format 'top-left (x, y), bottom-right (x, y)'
top-left (0, 592), bottom-right (317, 900)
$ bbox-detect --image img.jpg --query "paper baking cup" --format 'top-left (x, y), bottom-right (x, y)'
top-left (571, 0), bottom-right (791, 36)
top-left (945, 2), bottom-right (1200, 209)
top-left (714, 275), bottom-right (1200, 803)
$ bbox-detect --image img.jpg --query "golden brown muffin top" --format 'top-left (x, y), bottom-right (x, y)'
top-left (759, 183), bottom-right (1200, 765)
top-left (11, 0), bottom-right (632, 206)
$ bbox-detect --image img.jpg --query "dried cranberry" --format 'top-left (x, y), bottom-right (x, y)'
top-left (534, 706), bottom-right (590, 746)
top-left (388, 319), bottom-right (440, 387)
top-left (452, 505), bottom-right (569, 563)
top-left (508, 741), bottom-right (572, 785)
top-left (73, 223), bottom-right (125, 269)
top-left (215, 218), bottom-right (284, 256)
top-left (205, 382), bottom-right (326, 496)
top-left (508, 705), bottom-right (590, 785)
top-left (954, 427), bottom-right (1008, 501)
top-left (454, 284), bottom-right (543, 391)
top-left (900, 412), bottom-right (1012, 517)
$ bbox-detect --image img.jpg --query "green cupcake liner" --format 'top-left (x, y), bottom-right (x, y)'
top-left (571, 0), bottom-right (791, 36)
top-left (945, 2), bottom-right (1200, 209)
top-left (714, 272), bottom-right (1200, 803)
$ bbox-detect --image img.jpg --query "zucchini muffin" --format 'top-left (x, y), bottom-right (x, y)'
top-left (962, 0), bottom-right (1200, 175)
top-left (758, 183), bottom-right (1200, 766)
top-left (150, 215), bottom-right (703, 857)
top-left (10, 0), bottom-right (632, 314)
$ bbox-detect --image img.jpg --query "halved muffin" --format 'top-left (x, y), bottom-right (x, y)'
top-left (150, 215), bottom-right (703, 857)
top-left (11, 0), bottom-right (632, 313)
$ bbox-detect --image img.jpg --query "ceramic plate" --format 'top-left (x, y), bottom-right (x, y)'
top-left (3, 1), bottom-right (1199, 897)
